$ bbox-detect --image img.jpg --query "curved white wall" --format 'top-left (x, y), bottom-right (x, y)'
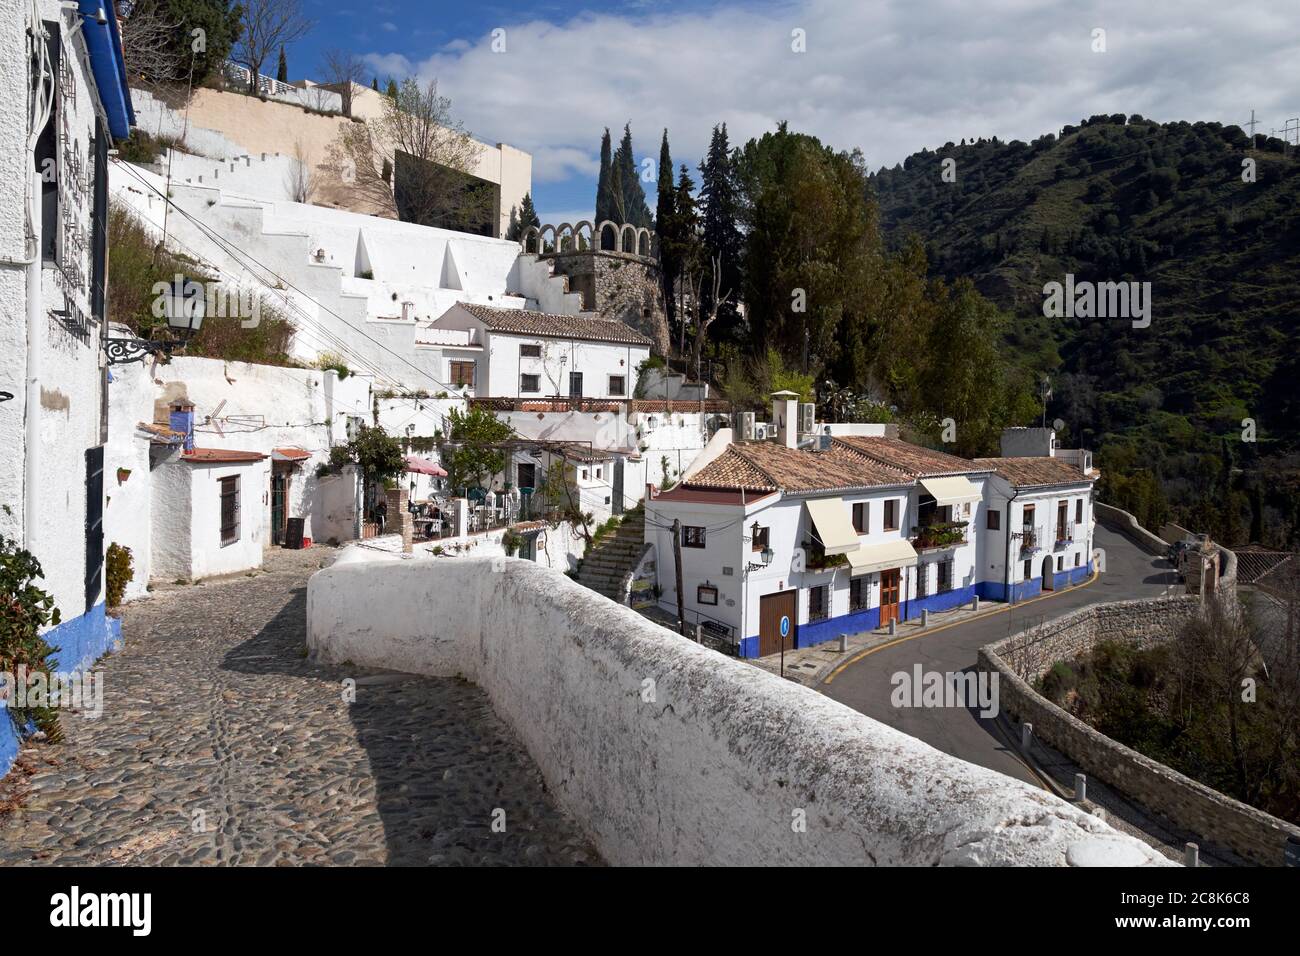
top-left (307, 557), bottom-right (1173, 867)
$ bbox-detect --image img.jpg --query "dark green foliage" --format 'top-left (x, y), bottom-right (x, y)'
top-left (655, 130), bottom-right (678, 329)
top-left (595, 128), bottom-right (614, 227)
top-left (506, 192), bottom-right (540, 241)
top-left (276, 44), bottom-right (287, 82)
top-left (132, 0), bottom-right (243, 87)
top-left (697, 124), bottom-right (743, 327)
top-left (871, 116), bottom-right (1300, 545)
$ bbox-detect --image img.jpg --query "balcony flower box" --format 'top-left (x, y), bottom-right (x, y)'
top-left (911, 520), bottom-right (968, 551)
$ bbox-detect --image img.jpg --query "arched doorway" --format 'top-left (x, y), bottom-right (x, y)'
top-left (1041, 555), bottom-right (1055, 591)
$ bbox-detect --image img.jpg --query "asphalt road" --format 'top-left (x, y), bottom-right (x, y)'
top-left (821, 524), bottom-right (1178, 786)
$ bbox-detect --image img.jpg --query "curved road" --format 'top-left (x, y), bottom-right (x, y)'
top-left (821, 524), bottom-right (1176, 786)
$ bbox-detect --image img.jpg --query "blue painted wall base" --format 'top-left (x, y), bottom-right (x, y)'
top-left (1, 602), bottom-right (122, 779)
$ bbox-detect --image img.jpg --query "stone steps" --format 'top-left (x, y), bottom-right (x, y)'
top-left (576, 511), bottom-right (646, 602)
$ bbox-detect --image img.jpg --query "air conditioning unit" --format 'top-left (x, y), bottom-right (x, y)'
top-left (798, 403), bottom-right (816, 436)
top-left (734, 411), bottom-right (756, 441)
top-left (751, 422), bottom-right (768, 441)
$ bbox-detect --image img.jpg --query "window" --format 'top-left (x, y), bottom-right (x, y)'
top-left (808, 584), bottom-right (829, 622)
top-left (520, 343), bottom-right (542, 358)
top-left (520, 373), bottom-right (540, 393)
top-left (1057, 501), bottom-right (1069, 541)
top-left (852, 502), bottom-right (868, 534)
top-left (1075, 499), bottom-right (1083, 523)
top-left (916, 563), bottom-right (930, 598)
top-left (450, 360), bottom-right (476, 388)
top-left (850, 576), bottom-right (868, 612)
top-left (883, 499), bottom-right (899, 531)
top-left (937, 558), bottom-right (953, 593)
top-left (1023, 559), bottom-right (1032, 580)
top-left (986, 509), bottom-right (1000, 531)
top-left (1057, 555), bottom-right (1064, 572)
top-left (1075, 553), bottom-right (1082, 567)
top-left (517, 462), bottom-right (535, 489)
top-left (580, 469), bottom-right (588, 481)
top-left (608, 375), bottom-right (626, 397)
top-left (595, 467), bottom-right (603, 480)
top-left (220, 476), bottom-right (241, 546)
top-left (752, 525), bottom-right (770, 552)
top-left (682, 525), bottom-right (706, 548)
top-left (697, 584), bottom-right (718, 606)
top-left (1022, 504), bottom-right (1035, 528)
top-left (37, 21), bottom-right (60, 264)
top-left (568, 371), bottom-right (583, 397)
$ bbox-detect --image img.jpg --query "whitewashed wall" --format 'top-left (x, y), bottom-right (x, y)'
top-left (306, 557), bottom-right (1173, 867)
top-left (186, 458), bottom-right (271, 579)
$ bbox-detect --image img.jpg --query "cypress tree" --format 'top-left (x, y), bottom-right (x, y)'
top-left (386, 78), bottom-right (399, 100)
top-left (595, 128), bottom-right (614, 236)
top-left (613, 124), bottom-right (652, 229)
top-left (276, 45), bottom-right (288, 82)
top-left (655, 130), bottom-right (678, 330)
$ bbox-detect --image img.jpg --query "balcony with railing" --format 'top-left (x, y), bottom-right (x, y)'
top-left (1018, 525), bottom-right (1043, 554)
top-left (910, 520), bottom-right (968, 552)
top-left (1054, 523), bottom-right (1073, 548)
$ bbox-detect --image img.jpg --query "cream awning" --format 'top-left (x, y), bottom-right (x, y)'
top-left (920, 475), bottom-right (980, 507)
top-left (845, 539), bottom-right (919, 576)
top-left (804, 497), bottom-right (859, 555)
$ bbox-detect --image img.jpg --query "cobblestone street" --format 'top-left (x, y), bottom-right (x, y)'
top-left (0, 548), bottom-right (599, 866)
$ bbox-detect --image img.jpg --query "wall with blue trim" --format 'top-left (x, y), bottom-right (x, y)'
top-left (1, 603), bottom-right (121, 779)
top-left (739, 562), bottom-right (1094, 658)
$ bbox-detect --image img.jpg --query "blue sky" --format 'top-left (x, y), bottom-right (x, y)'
top-left (296, 0), bottom-right (1300, 226)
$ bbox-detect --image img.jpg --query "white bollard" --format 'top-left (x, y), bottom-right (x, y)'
top-left (1075, 773), bottom-right (1087, 802)
top-left (888, 618), bottom-right (897, 636)
top-left (972, 596), bottom-right (981, 612)
top-left (837, 633), bottom-right (848, 652)
top-left (1021, 722), bottom-right (1033, 749)
top-left (1184, 842), bottom-right (1199, 868)
top-left (921, 609), bottom-right (930, 628)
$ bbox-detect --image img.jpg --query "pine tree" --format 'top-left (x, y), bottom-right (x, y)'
top-left (386, 78), bottom-right (398, 100)
top-left (698, 124), bottom-right (743, 328)
top-left (595, 128), bottom-right (614, 236)
top-left (276, 45), bottom-right (288, 83)
top-left (518, 192), bottom-right (540, 231)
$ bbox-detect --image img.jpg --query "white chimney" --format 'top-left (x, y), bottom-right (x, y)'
top-left (771, 390), bottom-right (800, 448)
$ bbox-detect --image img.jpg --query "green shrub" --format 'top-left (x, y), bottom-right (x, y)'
top-left (105, 543), bottom-right (133, 610)
top-left (0, 521), bottom-right (63, 741)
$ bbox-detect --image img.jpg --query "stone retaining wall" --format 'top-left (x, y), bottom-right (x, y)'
top-left (306, 557), bottom-right (1173, 867)
top-left (981, 598), bottom-right (1300, 866)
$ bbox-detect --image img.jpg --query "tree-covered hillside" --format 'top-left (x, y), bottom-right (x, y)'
top-left (870, 115), bottom-right (1300, 546)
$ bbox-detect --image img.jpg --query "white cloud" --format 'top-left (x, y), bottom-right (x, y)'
top-left (360, 0), bottom-right (1299, 180)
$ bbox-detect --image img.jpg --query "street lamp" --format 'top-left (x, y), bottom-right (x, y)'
top-left (105, 275), bottom-right (206, 365)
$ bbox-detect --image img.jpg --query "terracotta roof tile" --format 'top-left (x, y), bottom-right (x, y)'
top-left (972, 456), bottom-right (1095, 488)
top-left (457, 302), bottom-right (653, 347)
top-left (684, 442), bottom-right (912, 494)
top-left (273, 447), bottom-right (313, 461)
top-left (834, 436), bottom-right (985, 477)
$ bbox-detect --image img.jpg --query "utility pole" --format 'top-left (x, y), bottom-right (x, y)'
top-left (1246, 109), bottom-right (1260, 148)
top-left (672, 518), bottom-right (685, 634)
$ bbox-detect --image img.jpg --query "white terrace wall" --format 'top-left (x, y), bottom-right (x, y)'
top-left (307, 557), bottom-right (1172, 867)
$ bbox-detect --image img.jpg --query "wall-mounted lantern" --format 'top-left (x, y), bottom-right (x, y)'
top-left (104, 274), bottom-right (206, 365)
top-left (746, 521), bottom-right (774, 572)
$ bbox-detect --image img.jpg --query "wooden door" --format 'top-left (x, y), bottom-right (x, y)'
top-left (759, 590), bottom-right (797, 657)
top-left (880, 568), bottom-right (900, 627)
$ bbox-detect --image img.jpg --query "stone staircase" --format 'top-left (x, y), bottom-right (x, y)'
top-left (575, 509), bottom-right (646, 602)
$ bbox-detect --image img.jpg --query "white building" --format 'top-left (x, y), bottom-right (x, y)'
top-left (973, 427), bottom-right (1099, 602)
top-left (425, 302), bottom-right (653, 400)
top-left (646, 396), bottom-right (1097, 658)
top-left (0, 0), bottom-right (136, 771)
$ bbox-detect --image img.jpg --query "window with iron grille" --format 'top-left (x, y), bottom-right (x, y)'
top-left (808, 584), bottom-right (829, 622)
top-left (450, 361), bottom-right (476, 388)
top-left (220, 476), bottom-right (240, 546)
top-left (849, 576), bottom-right (867, 612)
top-left (520, 373), bottom-right (540, 393)
top-left (1075, 498), bottom-right (1083, 523)
top-left (916, 562), bottom-right (930, 598)
top-left (520, 343), bottom-right (542, 358)
top-left (608, 375), bottom-right (626, 397)
top-left (937, 558), bottom-right (953, 593)
top-left (682, 525), bottom-right (706, 548)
